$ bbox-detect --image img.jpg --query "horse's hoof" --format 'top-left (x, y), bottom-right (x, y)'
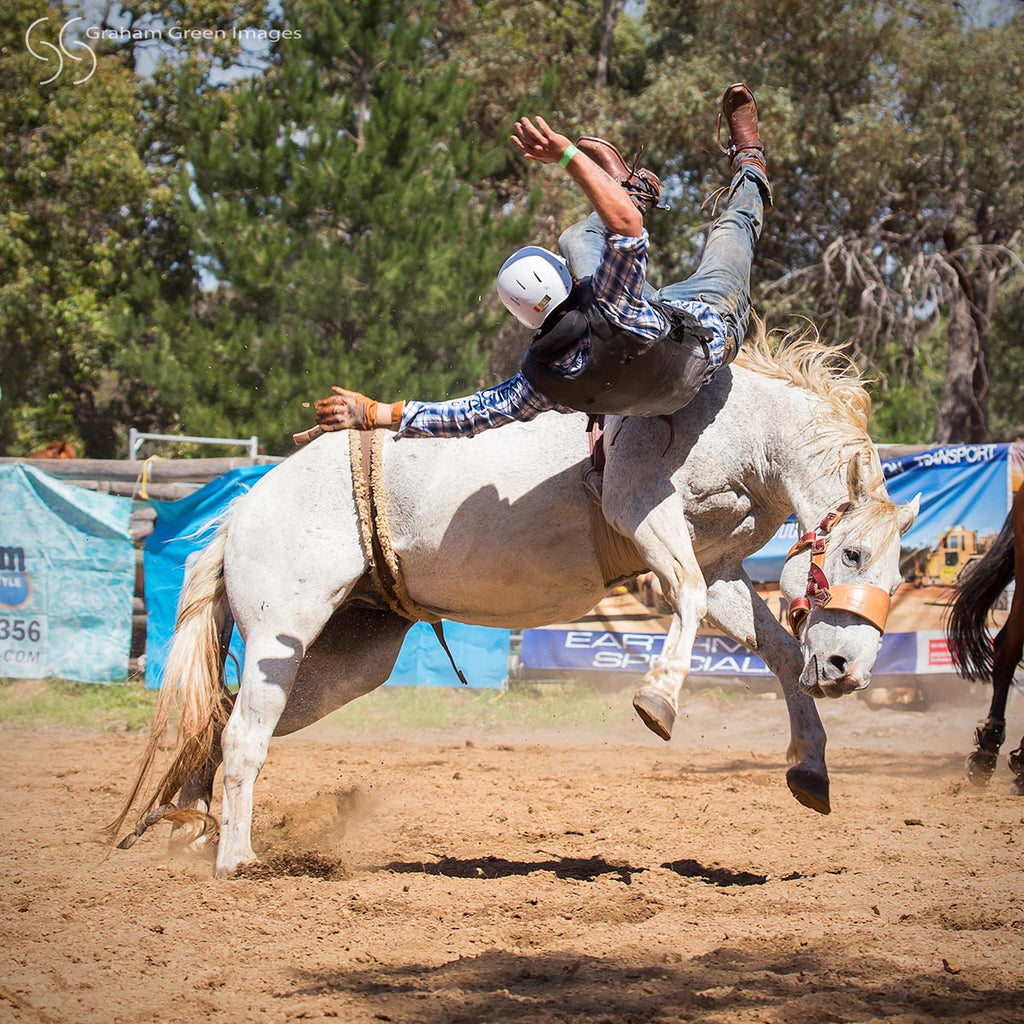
top-left (786, 766), bottom-right (831, 815)
top-left (216, 855), bottom-right (260, 879)
top-left (633, 691), bottom-right (675, 741)
top-left (965, 749), bottom-right (998, 785)
top-left (1007, 747), bottom-right (1024, 794)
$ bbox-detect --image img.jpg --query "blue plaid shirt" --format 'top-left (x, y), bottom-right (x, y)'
top-left (396, 229), bottom-right (728, 439)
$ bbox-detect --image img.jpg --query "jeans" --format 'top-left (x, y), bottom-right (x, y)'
top-left (558, 166), bottom-right (767, 356)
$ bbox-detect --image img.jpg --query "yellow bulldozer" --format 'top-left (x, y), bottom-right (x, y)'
top-left (914, 525), bottom-right (988, 587)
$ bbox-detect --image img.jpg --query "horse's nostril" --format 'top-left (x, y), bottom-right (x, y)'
top-left (828, 655), bottom-right (848, 676)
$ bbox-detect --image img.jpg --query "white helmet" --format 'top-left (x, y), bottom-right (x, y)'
top-left (495, 246), bottom-right (573, 329)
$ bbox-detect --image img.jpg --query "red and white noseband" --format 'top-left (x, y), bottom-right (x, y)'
top-left (785, 502), bottom-right (892, 638)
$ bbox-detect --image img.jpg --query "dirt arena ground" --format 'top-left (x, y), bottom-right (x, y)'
top-left (2, 684), bottom-right (1023, 1024)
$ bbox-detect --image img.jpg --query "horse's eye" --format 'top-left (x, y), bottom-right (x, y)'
top-left (842, 548), bottom-right (862, 568)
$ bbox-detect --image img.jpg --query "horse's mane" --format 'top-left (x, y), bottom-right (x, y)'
top-left (734, 317), bottom-right (888, 501)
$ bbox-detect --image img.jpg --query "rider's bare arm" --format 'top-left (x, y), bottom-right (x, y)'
top-left (511, 116), bottom-right (642, 238)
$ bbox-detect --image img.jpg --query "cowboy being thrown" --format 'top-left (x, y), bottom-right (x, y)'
top-left (312, 83), bottom-right (771, 438)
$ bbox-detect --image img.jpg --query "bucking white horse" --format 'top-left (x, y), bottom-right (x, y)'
top-left (109, 331), bottom-right (917, 877)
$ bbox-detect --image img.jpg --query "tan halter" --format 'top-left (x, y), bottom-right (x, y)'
top-left (785, 502), bottom-right (892, 637)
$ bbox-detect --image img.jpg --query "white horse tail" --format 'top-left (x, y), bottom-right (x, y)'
top-left (105, 518), bottom-right (234, 848)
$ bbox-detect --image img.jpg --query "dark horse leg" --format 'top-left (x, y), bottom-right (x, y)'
top-left (967, 620), bottom-right (1010, 784)
top-left (999, 516), bottom-right (1024, 790)
top-left (948, 488), bottom-right (1024, 787)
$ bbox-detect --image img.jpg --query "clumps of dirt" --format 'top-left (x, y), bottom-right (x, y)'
top-left (233, 851), bottom-right (348, 880)
top-left (266, 787), bottom-right (374, 851)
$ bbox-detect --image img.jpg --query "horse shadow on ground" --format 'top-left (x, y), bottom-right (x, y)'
top-left (281, 944), bottom-right (1020, 1023)
top-left (378, 854), bottom-right (772, 888)
top-left (654, 750), bottom-right (967, 781)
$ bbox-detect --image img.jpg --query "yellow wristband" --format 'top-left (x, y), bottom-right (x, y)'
top-left (559, 144), bottom-right (579, 168)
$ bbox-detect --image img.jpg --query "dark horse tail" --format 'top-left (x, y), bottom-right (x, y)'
top-left (946, 506), bottom-right (1015, 681)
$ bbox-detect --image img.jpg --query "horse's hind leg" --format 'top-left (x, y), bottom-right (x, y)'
top-left (174, 606), bottom-right (411, 863)
top-left (995, 571), bottom-right (1024, 790)
top-left (1002, 541), bottom-right (1024, 791)
top-left (216, 623), bottom-right (318, 876)
top-left (215, 555), bottom-right (367, 876)
top-left (165, 651), bottom-right (236, 852)
top-left (704, 571), bottom-right (830, 814)
top-left (174, 747), bottom-right (226, 850)
top-left (968, 567), bottom-right (1024, 787)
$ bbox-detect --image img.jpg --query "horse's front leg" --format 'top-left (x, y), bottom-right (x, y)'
top-left (604, 491), bottom-right (706, 741)
top-left (704, 571), bottom-right (830, 814)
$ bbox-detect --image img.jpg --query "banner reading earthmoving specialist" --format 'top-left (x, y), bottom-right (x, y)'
top-left (0, 465), bottom-right (134, 683)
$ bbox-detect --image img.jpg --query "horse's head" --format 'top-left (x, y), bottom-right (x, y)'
top-left (781, 455), bottom-right (919, 699)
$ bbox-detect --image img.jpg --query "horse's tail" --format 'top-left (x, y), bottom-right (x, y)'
top-left (104, 518), bottom-right (235, 847)
top-left (946, 505), bottom-right (1016, 681)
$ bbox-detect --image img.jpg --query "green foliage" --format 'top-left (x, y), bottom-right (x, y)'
top-left (123, 0), bottom-right (533, 453)
top-left (865, 324), bottom-right (947, 443)
top-left (629, 0), bottom-right (1024, 441)
top-left (0, 0), bottom-right (161, 455)
top-left (989, 284), bottom-right (1024, 440)
top-left (1, 0), bottom-right (1021, 452)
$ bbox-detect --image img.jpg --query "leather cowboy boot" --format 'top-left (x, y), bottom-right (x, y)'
top-left (576, 136), bottom-right (667, 213)
top-left (717, 82), bottom-right (772, 206)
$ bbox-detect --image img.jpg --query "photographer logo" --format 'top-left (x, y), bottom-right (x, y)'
top-left (25, 17), bottom-right (97, 86)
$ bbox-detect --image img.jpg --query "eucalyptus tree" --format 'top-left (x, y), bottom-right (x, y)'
top-left (634, 0), bottom-right (1024, 442)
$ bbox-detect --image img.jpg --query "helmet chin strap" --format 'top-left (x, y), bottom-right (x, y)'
top-left (785, 502), bottom-right (892, 637)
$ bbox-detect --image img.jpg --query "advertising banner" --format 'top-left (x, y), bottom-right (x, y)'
top-left (520, 627), bottom-right (924, 677)
top-left (742, 443), bottom-right (1011, 583)
top-left (0, 464), bottom-right (134, 683)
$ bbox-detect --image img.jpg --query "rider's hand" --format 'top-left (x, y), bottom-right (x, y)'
top-left (315, 386), bottom-right (404, 431)
top-left (511, 116), bottom-right (573, 165)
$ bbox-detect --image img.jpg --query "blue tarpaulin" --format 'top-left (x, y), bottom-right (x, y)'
top-left (144, 465), bottom-right (274, 689)
top-left (388, 621), bottom-right (510, 689)
top-left (144, 464), bottom-right (510, 690)
top-left (0, 464), bottom-right (134, 683)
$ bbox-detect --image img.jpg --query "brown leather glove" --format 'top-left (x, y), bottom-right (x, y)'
top-left (315, 386), bottom-right (404, 431)
top-left (293, 386), bottom-right (404, 445)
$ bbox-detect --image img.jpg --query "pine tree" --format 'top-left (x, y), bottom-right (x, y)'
top-left (135, 0), bottom-right (530, 454)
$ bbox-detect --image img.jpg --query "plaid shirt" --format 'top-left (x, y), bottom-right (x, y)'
top-left (396, 229), bottom-right (728, 439)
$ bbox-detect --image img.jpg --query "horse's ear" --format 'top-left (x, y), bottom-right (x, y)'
top-left (846, 449), bottom-right (883, 502)
top-left (897, 493), bottom-right (921, 535)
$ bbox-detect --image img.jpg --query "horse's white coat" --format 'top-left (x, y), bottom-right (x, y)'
top-left (162, 345), bottom-right (918, 876)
